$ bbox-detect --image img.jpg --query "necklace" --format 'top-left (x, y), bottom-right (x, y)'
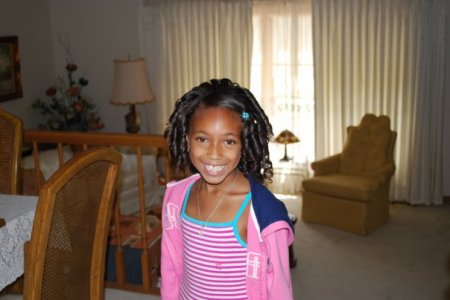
top-left (196, 171), bottom-right (238, 235)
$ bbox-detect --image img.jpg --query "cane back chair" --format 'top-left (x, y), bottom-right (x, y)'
top-left (23, 147), bottom-right (122, 299)
top-left (0, 108), bottom-right (23, 194)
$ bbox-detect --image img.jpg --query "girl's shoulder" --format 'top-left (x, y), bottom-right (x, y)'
top-left (166, 173), bottom-right (200, 189)
top-left (164, 174), bottom-right (200, 204)
top-left (248, 175), bottom-right (294, 232)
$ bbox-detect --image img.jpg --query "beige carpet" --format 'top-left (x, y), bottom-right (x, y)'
top-left (286, 195), bottom-right (450, 300)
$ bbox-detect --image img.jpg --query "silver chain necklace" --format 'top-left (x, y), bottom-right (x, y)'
top-left (196, 171), bottom-right (238, 235)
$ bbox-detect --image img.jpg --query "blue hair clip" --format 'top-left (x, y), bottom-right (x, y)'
top-left (241, 111), bottom-right (250, 121)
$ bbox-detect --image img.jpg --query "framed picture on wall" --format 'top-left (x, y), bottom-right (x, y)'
top-left (0, 36), bottom-right (23, 102)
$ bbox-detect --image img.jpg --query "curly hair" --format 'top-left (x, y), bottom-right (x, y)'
top-left (164, 78), bottom-right (274, 183)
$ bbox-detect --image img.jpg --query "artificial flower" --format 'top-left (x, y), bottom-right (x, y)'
top-left (32, 61), bottom-right (104, 131)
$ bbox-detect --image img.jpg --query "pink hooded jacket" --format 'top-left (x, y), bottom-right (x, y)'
top-left (160, 174), bottom-right (295, 299)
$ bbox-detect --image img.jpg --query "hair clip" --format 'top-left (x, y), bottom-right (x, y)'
top-left (241, 111), bottom-right (250, 121)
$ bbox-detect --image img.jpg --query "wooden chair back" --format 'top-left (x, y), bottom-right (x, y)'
top-left (0, 108), bottom-right (23, 194)
top-left (23, 147), bottom-right (122, 300)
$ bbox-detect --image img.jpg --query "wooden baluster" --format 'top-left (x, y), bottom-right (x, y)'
top-left (135, 147), bottom-right (152, 291)
top-left (57, 143), bottom-right (64, 167)
top-left (113, 194), bottom-right (126, 287)
top-left (32, 142), bottom-right (42, 190)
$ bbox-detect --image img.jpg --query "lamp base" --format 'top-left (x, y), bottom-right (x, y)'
top-left (125, 104), bottom-right (141, 134)
top-left (279, 144), bottom-right (291, 161)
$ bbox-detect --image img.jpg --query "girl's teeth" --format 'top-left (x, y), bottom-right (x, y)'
top-left (206, 165), bottom-right (224, 172)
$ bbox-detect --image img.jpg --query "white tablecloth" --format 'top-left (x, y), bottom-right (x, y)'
top-left (0, 194), bottom-right (38, 291)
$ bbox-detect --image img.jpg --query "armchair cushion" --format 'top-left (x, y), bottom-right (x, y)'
top-left (302, 174), bottom-right (375, 202)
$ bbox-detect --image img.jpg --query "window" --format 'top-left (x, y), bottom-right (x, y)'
top-left (250, 0), bottom-right (314, 166)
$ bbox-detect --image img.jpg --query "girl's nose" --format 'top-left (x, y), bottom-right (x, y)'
top-left (207, 141), bottom-right (222, 159)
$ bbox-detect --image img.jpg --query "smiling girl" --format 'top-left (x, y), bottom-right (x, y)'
top-left (161, 78), bottom-right (294, 300)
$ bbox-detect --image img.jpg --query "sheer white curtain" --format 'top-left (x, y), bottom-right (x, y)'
top-left (250, 0), bottom-right (314, 166)
top-left (312, 0), bottom-right (447, 204)
top-left (139, 0), bottom-right (252, 133)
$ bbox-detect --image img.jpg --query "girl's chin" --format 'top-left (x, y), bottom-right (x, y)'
top-left (200, 173), bottom-right (226, 184)
top-left (199, 170), bottom-right (234, 184)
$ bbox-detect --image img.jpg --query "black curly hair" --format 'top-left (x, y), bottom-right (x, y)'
top-left (164, 78), bottom-right (273, 183)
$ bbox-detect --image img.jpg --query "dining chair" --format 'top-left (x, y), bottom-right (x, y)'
top-left (0, 108), bottom-right (23, 194)
top-left (23, 147), bottom-right (122, 300)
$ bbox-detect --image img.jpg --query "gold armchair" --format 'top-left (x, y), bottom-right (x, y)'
top-left (0, 108), bottom-right (23, 194)
top-left (301, 114), bottom-right (397, 235)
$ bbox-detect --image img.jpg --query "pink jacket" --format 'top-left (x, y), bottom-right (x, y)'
top-left (160, 174), bottom-right (295, 299)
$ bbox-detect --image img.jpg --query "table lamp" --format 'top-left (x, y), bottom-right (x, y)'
top-left (110, 58), bottom-right (155, 133)
top-left (274, 129), bottom-right (300, 161)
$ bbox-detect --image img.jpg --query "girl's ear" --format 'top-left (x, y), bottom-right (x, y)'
top-left (186, 135), bottom-right (190, 151)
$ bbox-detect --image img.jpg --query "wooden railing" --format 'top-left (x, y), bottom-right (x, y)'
top-left (24, 130), bottom-right (170, 188)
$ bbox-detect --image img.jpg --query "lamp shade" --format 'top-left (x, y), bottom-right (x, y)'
top-left (110, 58), bottom-right (155, 105)
top-left (274, 129), bottom-right (300, 144)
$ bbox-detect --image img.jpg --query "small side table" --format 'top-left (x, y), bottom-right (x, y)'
top-left (267, 161), bottom-right (306, 195)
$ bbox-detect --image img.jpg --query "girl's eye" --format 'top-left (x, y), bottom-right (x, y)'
top-left (225, 139), bottom-right (237, 145)
top-left (196, 137), bottom-right (207, 143)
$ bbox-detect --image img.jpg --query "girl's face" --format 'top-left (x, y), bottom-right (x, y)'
top-left (187, 106), bottom-right (242, 185)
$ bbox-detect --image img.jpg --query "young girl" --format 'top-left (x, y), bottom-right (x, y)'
top-left (161, 78), bottom-right (294, 299)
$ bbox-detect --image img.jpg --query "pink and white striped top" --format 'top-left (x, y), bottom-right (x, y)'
top-left (180, 185), bottom-right (251, 300)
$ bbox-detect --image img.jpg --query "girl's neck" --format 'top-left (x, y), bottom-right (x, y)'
top-left (198, 170), bottom-right (240, 194)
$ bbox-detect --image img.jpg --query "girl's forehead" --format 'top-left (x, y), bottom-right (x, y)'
top-left (192, 106), bottom-right (239, 119)
top-left (189, 106), bottom-right (242, 133)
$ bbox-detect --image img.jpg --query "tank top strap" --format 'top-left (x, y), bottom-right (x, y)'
top-left (181, 182), bottom-right (195, 216)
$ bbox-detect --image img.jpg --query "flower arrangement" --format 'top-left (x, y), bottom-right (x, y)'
top-left (32, 62), bottom-right (104, 131)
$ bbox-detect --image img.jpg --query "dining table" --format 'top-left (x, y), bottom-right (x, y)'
top-left (0, 193), bottom-right (38, 291)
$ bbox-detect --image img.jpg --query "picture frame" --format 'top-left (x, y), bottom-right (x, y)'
top-left (0, 36), bottom-right (22, 102)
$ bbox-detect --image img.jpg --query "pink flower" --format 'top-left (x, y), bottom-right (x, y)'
top-left (46, 87), bottom-right (57, 96)
top-left (66, 86), bottom-right (81, 97)
top-left (73, 102), bottom-right (84, 113)
top-left (66, 63), bottom-right (77, 71)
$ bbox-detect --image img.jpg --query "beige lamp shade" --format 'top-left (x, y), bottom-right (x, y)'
top-left (110, 58), bottom-right (155, 105)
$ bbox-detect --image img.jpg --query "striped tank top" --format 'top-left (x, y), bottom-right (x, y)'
top-left (180, 183), bottom-right (251, 300)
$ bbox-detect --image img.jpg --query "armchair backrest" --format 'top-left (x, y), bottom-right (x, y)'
top-left (340, 114), bottom-right (397, 176)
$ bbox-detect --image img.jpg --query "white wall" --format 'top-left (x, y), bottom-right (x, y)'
top-left (47, 0), bottom-right (160, 134)
top-left (0, 0), bottom-right (55, 130)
